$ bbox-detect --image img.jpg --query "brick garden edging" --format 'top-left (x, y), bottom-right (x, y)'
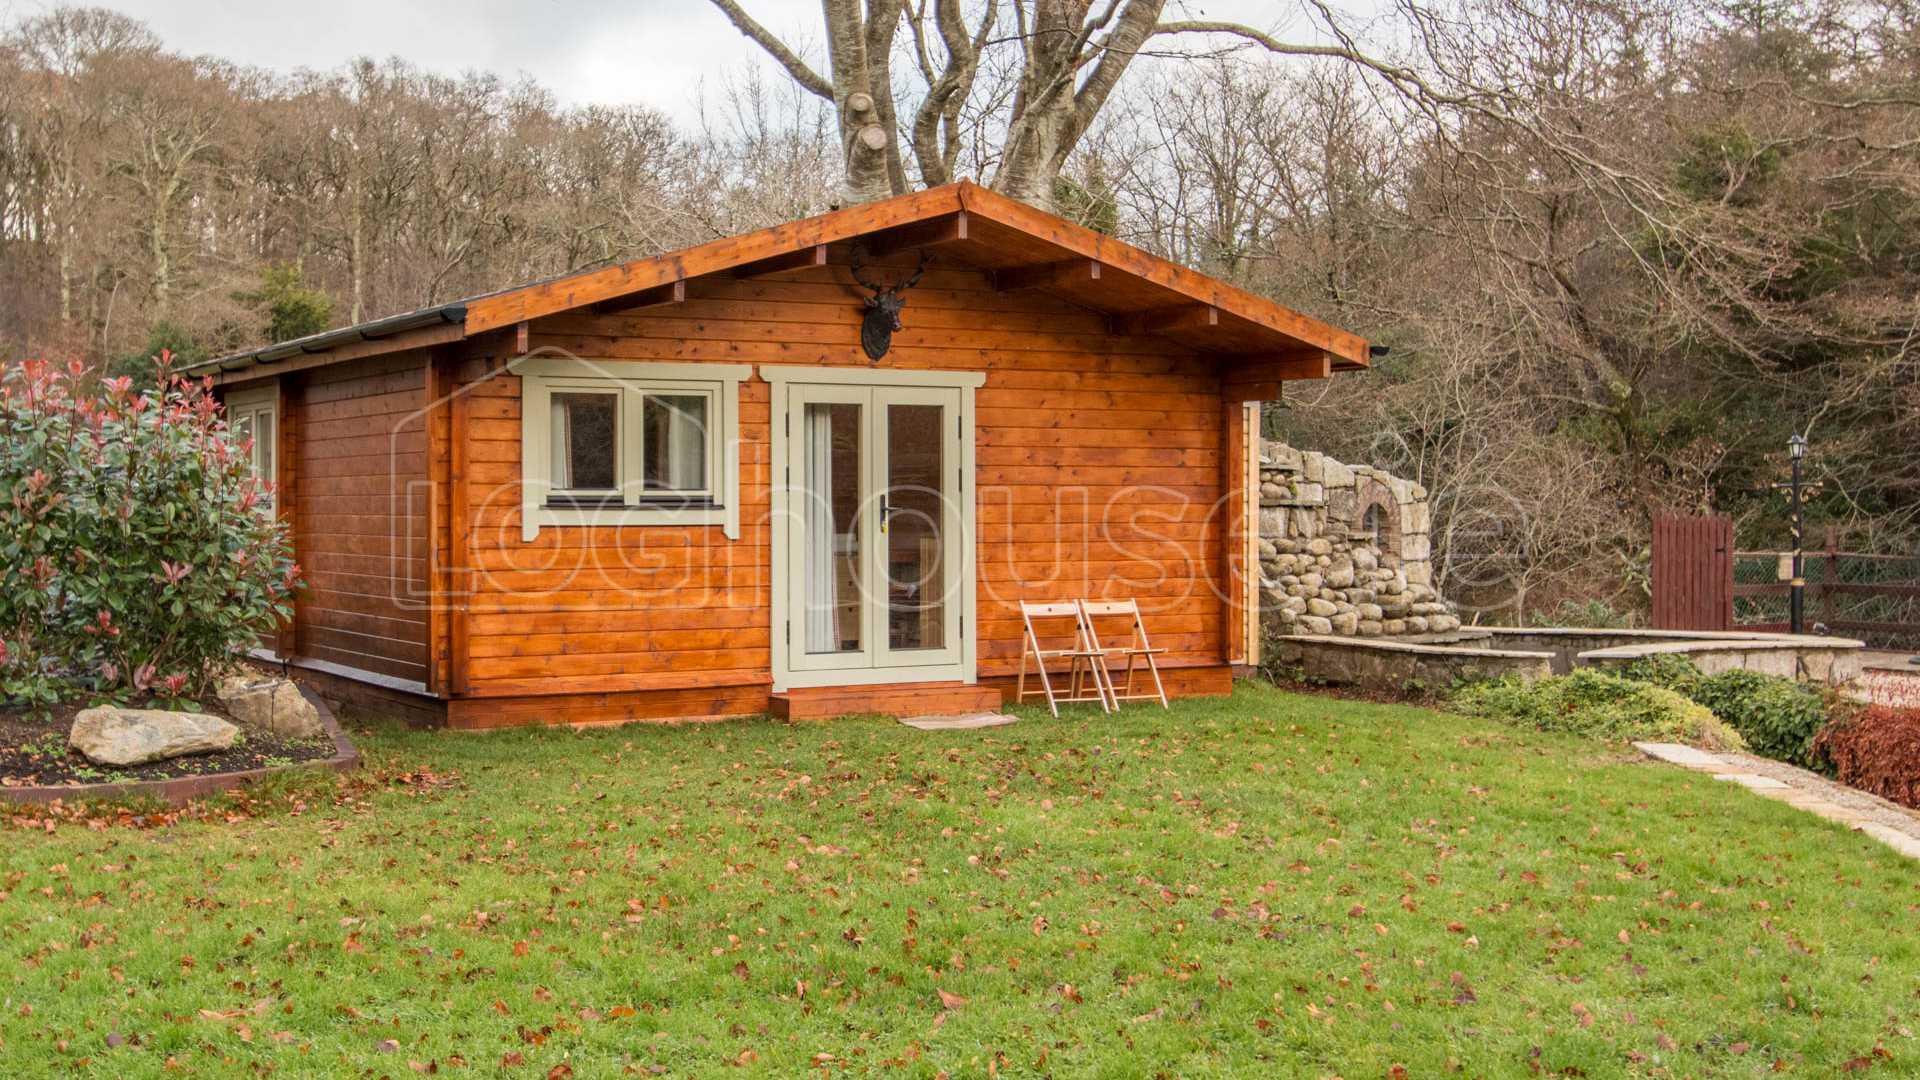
top-left (0, 686), bottom-right (359, 807)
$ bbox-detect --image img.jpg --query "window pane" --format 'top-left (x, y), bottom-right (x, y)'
top-left (551, 392), bottom-right (617, 491)
top-left (253, 411), bottom-right (274, 482)
top-left (643, 394), bottom-right (709, 492)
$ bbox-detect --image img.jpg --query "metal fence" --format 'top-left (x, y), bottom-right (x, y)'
top-left (1733, 546), bottom-right (1920, 649)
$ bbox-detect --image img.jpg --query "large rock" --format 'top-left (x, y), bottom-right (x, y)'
top-left (70, 708), bottom-right (238, 767)
top-left (1297, 615), bottom-right (1333, 635)
top-left (1306, 598), bottom-right (1339, 617)
top-left (1324, 559), bottom-right (1356, 589)
top-left (217, 676), bottom-right (324, 739)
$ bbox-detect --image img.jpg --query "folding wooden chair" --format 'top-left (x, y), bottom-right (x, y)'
top-left (1015, 601), bottom-right (1111, 717)
top-left (1078, 599), bottom-right (1169, 709)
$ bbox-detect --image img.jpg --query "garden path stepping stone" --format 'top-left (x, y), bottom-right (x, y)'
top-left (1712, 773), bottom-right (1790, 790)
top-left (1636, 741), bottom-right (1920, 861)
top-left (1632, 742), bottom-right (1727, 769)
top-left (897, 713), bottom-right (1019, 731)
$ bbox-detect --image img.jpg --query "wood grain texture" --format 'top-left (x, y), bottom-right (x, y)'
top-left (435, 255), bottom-right (1244, 710)
top-left (288, 351), bottom-right (433, 684)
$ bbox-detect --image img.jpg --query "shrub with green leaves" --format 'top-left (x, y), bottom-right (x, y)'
top-left (1686, 669), bottom-right (1833, 771)
top-left (1602, 656), bottom-right (1837, 771)
top-left (1451, 669), bottom-right (1747, 751)
top-left (0, 355), bottom-right (299, 706)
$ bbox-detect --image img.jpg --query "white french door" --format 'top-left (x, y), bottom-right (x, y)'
top-left (772, 371), bottom-right (978, 690)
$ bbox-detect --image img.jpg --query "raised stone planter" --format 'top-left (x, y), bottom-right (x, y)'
top-left (1268, 633), bottom-right (1555, 689)
top-left (3, 686), bottom-right (358, 806)
top-left (1273, 626), bottom-right (1867, 694)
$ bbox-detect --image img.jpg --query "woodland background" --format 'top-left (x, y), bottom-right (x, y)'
top-left (2, 2), bottom-right (1916, 620)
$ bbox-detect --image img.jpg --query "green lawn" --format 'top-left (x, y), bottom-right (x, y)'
top-left (3, 682), bottom-right (1916, 1077)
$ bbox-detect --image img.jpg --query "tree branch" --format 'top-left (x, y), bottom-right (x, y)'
top-left (704, 0), bottom-right (834, 101)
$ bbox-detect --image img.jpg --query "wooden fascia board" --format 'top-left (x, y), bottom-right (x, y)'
top-left (992, 258), bottom-right (1101, 292)
top-left (210, 322), bottom-right (466, 387)
top-left (459, 179), bottom-right (1370, 369)
top-left (464, 185), bottom-right (967, 333)
top-left (954, 183), bottom-right (1370, 367)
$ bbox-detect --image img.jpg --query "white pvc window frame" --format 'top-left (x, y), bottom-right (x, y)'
top-left (225, 384), bottom-right (279, 512)
top-left (515, 357), bottom-right (749, 542)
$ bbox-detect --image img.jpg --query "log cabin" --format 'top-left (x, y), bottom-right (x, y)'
top-left (191, 182), bottom-right (1370, 728)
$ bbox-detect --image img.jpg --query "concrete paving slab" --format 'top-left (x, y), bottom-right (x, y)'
top-left (1634, 742), bottom-right (1729, 769)
top-left (1857, 823), bottom-right (1920, 859)
top-left (898, 713), bottom-right (1020, 731)
top-left (1713, 773), bottom-right (1792, 790)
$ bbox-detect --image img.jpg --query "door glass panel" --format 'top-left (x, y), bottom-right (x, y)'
top-left (885, 403), bottom-right (945, 651)
top-left (802, 402), bottom-right (863, 655)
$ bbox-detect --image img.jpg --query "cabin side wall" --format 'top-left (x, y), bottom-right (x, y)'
top-left (229, 352), bottom-right (434, 689)
top-left (437, 255), bottom-right (1234, 727)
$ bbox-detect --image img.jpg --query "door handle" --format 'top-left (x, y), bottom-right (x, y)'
top-left (878, 493), bottom-right (891, 533)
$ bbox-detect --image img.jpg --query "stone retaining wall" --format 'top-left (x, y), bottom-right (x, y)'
top-left (1257, 441), bottom-right (1460, 638)
top-left (1267, 634), bottom-right (1554, 689)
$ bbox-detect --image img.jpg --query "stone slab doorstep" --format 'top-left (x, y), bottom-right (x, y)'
top-left (0, 687), bottom-right (357, 807)
top-left (898, 713), bottom-right (1020, 731)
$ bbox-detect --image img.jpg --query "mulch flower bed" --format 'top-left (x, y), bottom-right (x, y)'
top-left (0, 696), bottom-right (338, 789)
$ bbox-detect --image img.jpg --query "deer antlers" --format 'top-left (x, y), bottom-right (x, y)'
top-left (849, 244), bottom-right (928, 295)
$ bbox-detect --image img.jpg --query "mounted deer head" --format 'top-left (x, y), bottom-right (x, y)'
top-left (850, 246), bottom-right (927, 361)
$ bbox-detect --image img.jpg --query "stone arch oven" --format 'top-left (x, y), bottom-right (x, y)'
top-left (1255, 441), bottom-right (1460, 638)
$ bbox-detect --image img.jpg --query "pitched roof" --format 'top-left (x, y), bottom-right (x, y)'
top-left (192, 180), bottom-right (1369, 382)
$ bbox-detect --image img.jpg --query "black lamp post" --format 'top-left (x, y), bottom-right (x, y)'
top-left (1788, 433), bottom-right (1807, 635)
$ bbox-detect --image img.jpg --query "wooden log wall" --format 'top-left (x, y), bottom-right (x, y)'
top-left (287, 351), bottom-right (434, 684)
top-left (439, 254), bottom-right (1235, 721)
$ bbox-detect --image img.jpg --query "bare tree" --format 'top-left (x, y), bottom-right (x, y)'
top-left (704, 0), bottom-right (1382, 210)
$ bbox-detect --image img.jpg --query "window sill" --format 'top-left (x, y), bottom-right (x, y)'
top-left (524, 502), bottom-right (730, 540)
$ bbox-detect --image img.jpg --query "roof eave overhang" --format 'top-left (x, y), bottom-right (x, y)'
top-left (189, 181), bottom-right (1370, 386)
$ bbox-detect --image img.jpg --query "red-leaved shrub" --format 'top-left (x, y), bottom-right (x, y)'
top-left (1814, 706), bottom-right (1920, 810)
top-left (0, 354), bottom-right (299, 707)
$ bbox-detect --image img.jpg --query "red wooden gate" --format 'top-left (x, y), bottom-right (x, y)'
top-left (1652, 512), bottom-right (1733, 631)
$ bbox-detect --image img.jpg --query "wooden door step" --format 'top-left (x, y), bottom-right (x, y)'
top-left (771, 681), bottom-right (1002, 721)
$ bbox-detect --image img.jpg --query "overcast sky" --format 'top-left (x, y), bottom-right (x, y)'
top-left (21, 0), bottom-right (1316, 115)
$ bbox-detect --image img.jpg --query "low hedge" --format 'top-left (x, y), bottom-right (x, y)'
top-left (1617, 657), bottom-right (1834, 772)
top-left (1451, 669), bottom-right (1747, 751)
top-left (1814, 707), bottom-right (1920, 810)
